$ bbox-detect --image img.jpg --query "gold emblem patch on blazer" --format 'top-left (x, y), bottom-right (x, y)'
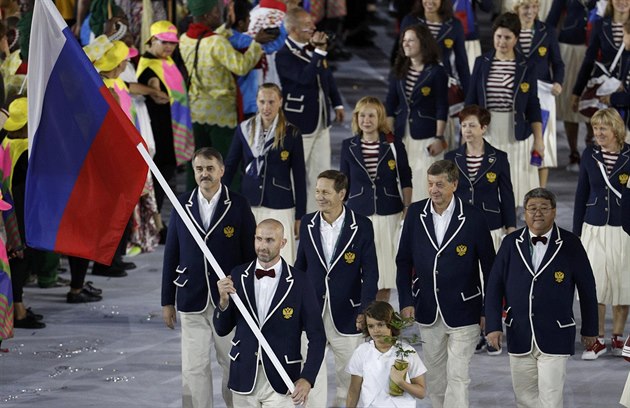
top-left (444, 38), bottom-right (454, 49)
top-left (283, 307), bottom-right (294, 319)
top-left (388, 159), bottom-right (396, 170)
top-left (421, 86), bottom-right (431, 96)
top-left (538, 46), bottom-right (547, 57)
top-left (619, 173), bottom-right (629, 186)
top-left (456, 245), bottom-right (467, 256)
top-left (280, 150), bottom-right (290, 161)
top-left (344, 251), bottom-right (356, 264)
top-left (520, 83), bottom-right (530, 93)
top-left (486, 172), bottom-right (497, 183)
top-left (554, 271), bottom-right (565, 283)
top-left (224, 226), bottom-right (235, 238)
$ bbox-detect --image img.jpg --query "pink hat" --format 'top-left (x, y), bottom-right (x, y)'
top-left (149, 21), bottom-right (179, 43)
top-left (0, 192), bottom-right (12, 211)
top-left (128, 47), bottom-right (139, 58)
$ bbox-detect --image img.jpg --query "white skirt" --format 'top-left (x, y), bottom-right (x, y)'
top-left (404, 128), bottom-right (444, 202)
top-left (464, 40), bottom-right (481, 75)
top-left (368, 213), bottom-right (402, 290)
top-left (538, 81), bottom-right (558, 168)
top-left (581, 223), bottom-right (630, 305)
top-left (485, 111), bottom-right (539, 206)
top-left (490, 228), bottom-right (505, 252)
top-left (557, 43), bottom-right (588, 123)
top-left (251, 207), bottom-right (296, 265)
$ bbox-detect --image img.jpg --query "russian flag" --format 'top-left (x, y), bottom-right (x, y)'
top-left (25, 0), bottom-right (148, 265)
top-left (453, 0), bottom-right (476, 38)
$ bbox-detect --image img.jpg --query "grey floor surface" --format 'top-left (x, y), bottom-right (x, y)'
top-left (2, 6), bottom-right (630, 408)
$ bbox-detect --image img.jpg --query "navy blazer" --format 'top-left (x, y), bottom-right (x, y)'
top-left (340, 134), bottom-right (412, 216)
top-left (399, 15), bottom-right (471, 92)
top-left (623, 183), bottom-right (630, 235)
top-left (546, 0), bottom-right (596, 45)
top-left (161, 186), bottom-right (257, 312)
top-left (445, 141), bottom-right (516, 230)
top-left (224, 120), bottom-right (307, 219)
top-left (385, 64), bottom-right (449, 139)
top-left (485, 226), bottom-right (599, 355)
top-left (213, 259), bottom-right (326, 394)
top-left (573, 143), bottom-right (630, 235)
top-left (276, 38), bottom-right (343, 135)
top-left (609, 50), bottom-right (630, 130)
top-left (573, 17), bottom-right (624, 96)
top-left (516, 20), bottom-right (565, 85)
top-left (396, 197), bottom-right (495, 328)
top-left (466, 51), bottom-right (542, 141)
top-left (294, 207), bottom-right (379, 335)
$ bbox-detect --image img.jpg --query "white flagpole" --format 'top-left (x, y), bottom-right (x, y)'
top-left (136, 144), bottom-right (297, 394)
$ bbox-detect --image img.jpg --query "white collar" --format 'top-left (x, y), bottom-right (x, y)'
top-left (322, 207), bottom-right (346, 228)
top-left (255, 258), bottom-right (283, 275)
top-left (430, 196), bottom-right (456, 218)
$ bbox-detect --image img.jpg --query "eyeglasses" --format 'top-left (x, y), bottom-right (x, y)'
top-left (525, 206), bottom-right (553, 215)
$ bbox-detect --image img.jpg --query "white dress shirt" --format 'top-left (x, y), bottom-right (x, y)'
top-left (529, 228), bottom-right (552, 272)
top-left (320, 207), bottom-right (346, 266)
top-left (197, 187), bottom-right (222, 231)
top-left (430, 197), bottom-right (456, 247)
top-left (254, 258), bottom-right (282, 321)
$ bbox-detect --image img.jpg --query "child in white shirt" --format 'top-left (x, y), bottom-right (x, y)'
top-left (346, 301), bottom-right (427, 408)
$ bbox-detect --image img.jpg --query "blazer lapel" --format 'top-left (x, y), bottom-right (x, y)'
top-left (473, 142), bottom-right (498, 185)
top-left (536, 225), bottom-right (563, 276)
top-left (306, 212), bottom-right (328, 270)
top-left (440, 197), bottom-right (466, 250)
top-left (608, 144), bottom-right (630, 179)
top-left (240, 262), bottom-right (260, 326)
top-left (515, 228), bottom-right (536, 276)
top-left (348, 136), bottom-right (371, 179)
top-left (419, 199), bottom-right (439, 251)
top-left (329, 209), bottom-right (359, 271)
top-left (453, 145), bottom-right (472, 185)
top-left (185, 188), bottom-right (206, 235)
top-left (262, 261), bottom-right (295, 327)
top-left (207, 185), bottom-right (232, 238)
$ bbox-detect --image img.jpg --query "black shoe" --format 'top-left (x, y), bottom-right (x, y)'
top-left (475, 334), bottom-right (487, 353)
top-left (92, 266), bottom-right (127, 277)
top-left (26, 307), bottom-right (43, 321)
top-left (114, 261), bottom-right (136, 270)
top-left (67, 290), bottom-right (103, 303)
top-left (14, 315), bottom-right (46, 329)
top-left (83, 281), bottom-right (103, 296)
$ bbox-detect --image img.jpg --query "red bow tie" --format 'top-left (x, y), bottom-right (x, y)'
top-left (255, 268), bottom-right (276, 279)
top-left (531, 236), bottom-right (548, 245)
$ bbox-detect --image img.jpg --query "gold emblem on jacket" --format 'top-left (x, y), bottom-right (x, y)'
top-left (520, 82), bottom-right (530, 93)
top-left (486, 172), bottom-right (497, 183)
top-left (619, 173), bottom-right (629, 186)
top-left (388, 159), bottom-right (396, 170)
top-left (554, 271), bottom-right (565, 283)
top-left (224, 226), bottom-right (235, 238)
top-left (444, 38), bottom-right (454, 49)
top-left (283, 307), bottom-right (294, 319)
top-left (421, 86), bottom-right (431, 96)
top-left (280, 150), bottom-right (290, 161)
top-left (344, 251), bottom-right (356, 264)
top-left (538, 46), bottom-right (547, 57)
top-left (456, 244), bottom-right (467, 256)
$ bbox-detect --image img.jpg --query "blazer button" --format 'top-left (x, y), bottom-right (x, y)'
top-left (605, 208), bottom-right (608, 211)
top-left (436, 288), bottom-right (440, 292)
top-left (327, 277), bottom-right (330, 281)
top-left (410, 119), bottom-right (414, 123)
top-left (531, 313), bottom-right (534, 317)
top-left (469, 200), bottom-right (473, 204)
top-left (469, 188), bottom-right (473, 192)
top-left (435, 269), bottom-right (439, 273)
top-left (259, 186), bottom-right (263, 189)
top-left (255, 352), bottom-right (258, 356)
top-left (605, 196), bottom-right (608, 200)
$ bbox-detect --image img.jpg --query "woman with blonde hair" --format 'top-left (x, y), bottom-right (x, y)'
top-left (224, 83), bottom-right (306, 263)
top-left (574, 108), bottom-right (630, 360)
top-left (340, 96), bottom-right (412, 301)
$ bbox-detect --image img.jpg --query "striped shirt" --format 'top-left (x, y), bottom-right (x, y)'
top-left (427, 21), bottom-right (442, 39)
top-left (466, 154), bottom-right (484, 180)
top-left (613, 22), bottom-right (623, 48)
top-left (486, 59), bottom-right (516, 112)
top-left (602, 150), bottom-right (619, 175)
top-left (519, 29), bottom-right (534, 56)
top-left (361, 140), bottom-right (380, 180)
top-left (405, 67), bottom-right (422, 99)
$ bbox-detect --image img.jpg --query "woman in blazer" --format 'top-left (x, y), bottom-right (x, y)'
top-left (465, 12), bottom-right (543, 205)
top-left (386, 24), bottom-right (449, 201)
top-left (224, 83), bottom-right (306, 263)
top-left (340, 96), bottom-right (412, 301)
top-left (573, 108), bottom-right (630, 360)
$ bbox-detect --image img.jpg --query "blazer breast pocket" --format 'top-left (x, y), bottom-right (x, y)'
top-left (272, 177), bottom-right (292, 191)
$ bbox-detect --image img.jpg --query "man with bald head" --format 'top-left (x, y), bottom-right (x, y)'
top-left (214, 219), bottom-right (326, 407)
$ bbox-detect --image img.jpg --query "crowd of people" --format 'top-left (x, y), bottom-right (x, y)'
top-left (2, 0), bottom-right (630, 407)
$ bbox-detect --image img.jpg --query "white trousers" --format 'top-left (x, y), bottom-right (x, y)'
top-left (180, 305), bottom-right (234, 408)
top-left (302, 127), bottom-right (331, 213)
top-left (420, 318), bottom-right (479, 408)
top-left (509, 343), bottom-right (568, 408)
top-left (304, 304), bottom-right (363, 408)
top-left (232, 366), bottom-right (295, 408)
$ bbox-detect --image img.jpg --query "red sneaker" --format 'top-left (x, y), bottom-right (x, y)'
top-left (582, 338), bottom-right (607, 360)
top-left (611, 335), bottom-right (624, 356)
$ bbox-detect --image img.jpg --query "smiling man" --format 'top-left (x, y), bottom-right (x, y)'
top-left (396, 159), bottom-right (495, 408)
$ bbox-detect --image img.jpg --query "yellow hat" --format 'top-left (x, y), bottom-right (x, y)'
top-left (148, 20), bottom-right (179, 44)
top-left (94, 41), bottom-right (130, 73)
top-left (4, 97), bottom-right (27, 132)
top-left (83, 35), bottom-right (114, 63)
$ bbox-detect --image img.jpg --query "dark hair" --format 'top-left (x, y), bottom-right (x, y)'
top-left (317, 169), bottom-right (348, 192)
top-left (192, 147), bottom-right (224, 166)
top-left (523, 188), bottom-right (556, 209)
top-left (458, 104), bottom-right (491, 127)
top-left (362, 301), bottom-right (401, 337)
top-left (232, 0), bottom-right (253, 29)
top-left (492, 12), bottom-right (521, 37)
top-left (411, 0), bottom-right (454, 20)
top-left (427, 159), bottom-right (459, 183)
top-left (393, 24), bottom-right (441, 79)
